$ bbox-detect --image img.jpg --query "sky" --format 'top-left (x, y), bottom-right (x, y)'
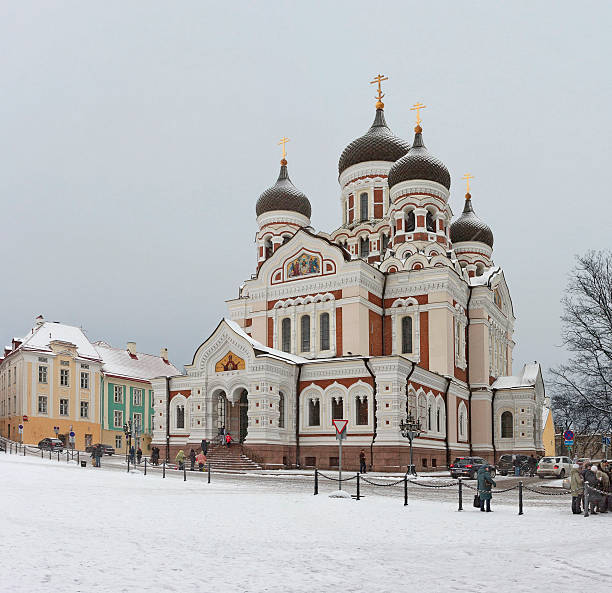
top-left (1, 1), bottom-right (610, 376)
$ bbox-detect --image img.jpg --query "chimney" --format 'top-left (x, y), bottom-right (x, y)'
top-left (35, 314), bottom-right (45, 329)
top-left (127, 342), bottom-right (137, 357)
top-left (160, 347), bottom-right (168, 362)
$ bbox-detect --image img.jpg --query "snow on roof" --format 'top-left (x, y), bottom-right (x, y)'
top-left (542, 406), bottom-right (551, 426)
top-left (19, 322), bottom-right (101, 361)
top-left (94, 343), bottom-right (181, 381)
top-left (491, 362), bottom-right (541, 389)
top-left (469, 266), bottom-right (502, 287)
top-left (225, 319), bottom-right (307, 365)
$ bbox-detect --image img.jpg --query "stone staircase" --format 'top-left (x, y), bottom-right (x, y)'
top-left (206, 444), bottom-right (262, 472)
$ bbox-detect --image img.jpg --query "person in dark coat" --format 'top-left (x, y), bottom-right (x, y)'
top-left (359, 449), bottom-right (367, 474)
top-left (95, 444), bottom-right (103, 468)
top-left (129, 445), bottom-right (136, 464)
top-left (189, 449), bottom-right (196, 471)
top-left (477, 465), bottom-right (496, 512)
top-left (583, 464), bottom-right (602, 514)
top-left (201, 439), bottom-right (208, 455)
top-left (136, 447), bottom-right (142, 464)
top-left (528, 454), bottom-right (537, 477)
top-left (570, 463), bottom-right (584, 514)
top-left (512, 454), bottom-right (521, 477)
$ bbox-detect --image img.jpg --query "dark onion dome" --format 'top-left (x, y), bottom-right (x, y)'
top-left (256, 160), bottom-right (311, 218)
top-left (450, 194), bottom-right (494, 248)
top-left (387, 125), bottom-right (451, 190)
top-left (338, 108), bottom-right (410, 175)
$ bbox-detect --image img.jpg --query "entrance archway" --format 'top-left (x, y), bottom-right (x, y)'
top-left (239, 389), bottom-right (248, 443)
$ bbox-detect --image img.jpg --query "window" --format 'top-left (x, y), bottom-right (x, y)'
top-left (81, 363), bottom-right (89, 369)
top-left (265, 238), bottom-right (273, 259)
top-left (60, 369), bottom-right (69, 387)
top-left (501, 411), bottom-right (513, 438)
top-left (80, 372), bottom-right (89, 389)
top-left (133, 413), bottom-right (142, 432)
top-left (308, 399), bottom-right (320, 426)
top-left (320, 312), bottom-right (330, 351)
top-left (331, 397), bottom-right (343, 420)
top-left (360, 237), bottom-right (369, 258)
top-left (38, 396), bottom-right (47, 414)
top-left (282, 235), bottom-right (290, 245)
top-left (176, 405), bottom-right (185, 429)
top-left (401, 316), bottom-right (413, 354)
top-left (427, 404), bottom-right (432, 430)
top-left (359, 193), bottom-right (368, 221)
top-left (418, 396), bottom-right (426, 428)
top-left (278, 392), bottom-right (285, 428)
top-left (405, 210), bottom-right (415, 232)
top-left (436, 407), bottom-right (441, 432)
top-left (458, 405), bottom-right (467, 441)
top-left (80, 401), bottom-right (89, 418)
top-left (426, 211), bottom-right (436, 232)
top-left (38, 366), bottom-right (48, 384)
top-left (114, 385), bottom-right (123, 404)
top-left (113, 410), bottom-right (123, 428)
top-left (356, 397), bottom-right (368, 425)
top-left (115, 434), bottom-right (122, 449)
top-left (301, 315), bottom-right (311, 352)
top-left (381, 233), bottom-right (389, 251)
top-left (59, 398), bottom-right (69, 416)
top-left (133, 388), bottom-right (143, 406)
top-left (281, 318), bottom-right (291, 353)
top-left (85, 434), bottom-right (92, 447)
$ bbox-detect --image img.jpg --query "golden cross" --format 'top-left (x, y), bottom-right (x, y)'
top-left (370, 74), bottom-right (388, 107)
top-left (462, 173), bottom-right (474, 194)
top-left (278, 137), bottom-right (290, 160)
top-left (410, 102), bottom-right (427, 125)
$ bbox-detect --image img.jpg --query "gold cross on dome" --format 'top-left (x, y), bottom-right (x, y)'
top-left (370, 74), bottom-right (388, 107)
top-left (410, 102), bottom-right (427, 125)
top-left (278, 137), bottom-right (290, 160)
top-left (462, 173), bottom-right (474, 194)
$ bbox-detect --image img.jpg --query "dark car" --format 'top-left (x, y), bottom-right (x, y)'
top-left (497, 454), bottom-right (532, 476)
top-left (38, 438), bottom-right (64, 451)
top-left (449, 457), bottom-right (494, 479)
top-left (85, 443), bottom-right (115, 455)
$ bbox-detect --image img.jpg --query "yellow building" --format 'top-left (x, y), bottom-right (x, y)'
top-left (541, 406), bottom-right (555, 456)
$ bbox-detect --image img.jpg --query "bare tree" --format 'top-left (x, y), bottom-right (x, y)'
top-left (550, 250), bottom-right (612, 433)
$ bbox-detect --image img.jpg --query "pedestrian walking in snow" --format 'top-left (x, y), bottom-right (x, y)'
top-left (175, 449), bottom-right (185, 470)
top-left (150, 447), bottom-right (158, 465)
top-left (196, 452), bottom-right (206, 471)
top-left (583, 464), bottom-right (602, 514)
top-left (129, 445), bottom-right (136, 464)
top-left (201, 439), bottom-right (208, 455)
top-left (95, 444), bottom-right (103, 468)
top-left (477, 465), bottom-right (496, 512)
top-left (596, 464), bottom-right (609, 513)
top-left (189, 448), bottom-right (196, 471)
top-left (359, 449), bottom-right (367, 474)
top-left (512, 454), bottom-right (521, 477)
top-left (136, 447), bottom-right (142, 464)
top-left (528, 454), bottom-right (537, 477)
top-left (570, 463), bottom-right (584, 514)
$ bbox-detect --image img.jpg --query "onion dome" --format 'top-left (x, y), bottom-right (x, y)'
top-left (450, 194), bottom-right (494, 248)
top-left (256, 160), bottom-right (311, 218)
top-left (388, 125), bottom-right (451, 189)
top-left (338, 108), bottom-right (410, 175)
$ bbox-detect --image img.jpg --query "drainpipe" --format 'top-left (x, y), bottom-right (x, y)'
top-left (294, 363), bottom-right (303, 468)
top-left (404, 361), bottom-right (416, 468)
top-left (443, 377), bottom-right (452, 469)
top-left (381, 272), bottom-right (388, 355)
top-left (362, 358), bottom-right (377, 471)
top-left (491, 388), bottom-right (498, 465)
top-left (165, 376), bottom-right (171, 462)
top-left (466, 285), bottom-right (473, 456)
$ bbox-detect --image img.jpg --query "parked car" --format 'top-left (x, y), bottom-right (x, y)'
top-left (85, 443), bottom-right (115, 456)
top-left (38, 438), bottom-right (64, 451)
top-left (449, 457), bottom-right (494, 479)
top-left (496, 454), bottom-right (532, 476)
top-left (536, 456), bottom-right (572, 479)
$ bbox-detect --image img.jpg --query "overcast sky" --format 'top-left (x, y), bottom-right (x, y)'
top-left (1, 1), bottom-right (610, 377)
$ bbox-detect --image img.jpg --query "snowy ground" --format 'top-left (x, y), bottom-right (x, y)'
top-left (2, 454), bottom-right (611, 593)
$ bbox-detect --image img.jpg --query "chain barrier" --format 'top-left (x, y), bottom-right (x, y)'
top-left (360, 476), bottom-right (406, 487)
top-left (462, 481), bottom-right (518, 494)
top-left (407, 478), bottom-right (458, 488)
top-left (317, 471), bottom-right (358, 482)
top-left (523, 484), bottom-right (572, 496)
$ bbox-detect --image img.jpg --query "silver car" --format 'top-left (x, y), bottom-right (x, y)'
top-left (536, 456), bottom-right (572, 479)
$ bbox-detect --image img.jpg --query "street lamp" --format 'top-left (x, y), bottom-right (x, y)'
top-left (400, 412), bottom-right (422, 476)
top-left (123, 420), bottom-right (132, 463)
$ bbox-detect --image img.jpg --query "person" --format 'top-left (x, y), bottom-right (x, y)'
top-left (477, 465), bottom-right (496, 512)
top-left (175, 449), bottom-right (185, 470)
top-left (90, 446), bottom-right (98, 467)
top-left (151, 447), bottom-right (158, 465)
top-left (196, 452), bottom-right (206, 471)
top-left (596, 464), bottom-right (610, 513)
top-left (225, 433), bottom-right (232, 448)
top-left (189, 448), bottom-right (196, 471)
top-left (583, 464), bottom-right (602, 514)
top-left (359, 449), bottom-right (367, 474)
top-left (570, 463), bottom-right (584, 514)
top-left (136, 447), bottom-right (142, 464)
top-left (201, 439), bottom-right (208, 455)
top-left (129, 445), bottom-right (136, 464)
top-left (528, 454), bottom-right (537, 477)
top-left (512, 454), bottom-right (521, 477)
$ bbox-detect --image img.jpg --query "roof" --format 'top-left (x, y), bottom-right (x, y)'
top-left (94, 342), bottom-right (180, 381)
top-left (450, 195), bottom-right (494, 248)
top-left (468, 266), bottom-right (502, 287)
top-left (18, 322), bottom-right (101, 361)
top-left (491, 362), bottom-right (541, 390)
top-left (256, 162), bottom-right (311, 218)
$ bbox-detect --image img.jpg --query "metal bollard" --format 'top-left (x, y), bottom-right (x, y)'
top-left (458, 478), bottom-right (463, 511)
top-left (404, 475), bottom-right (408, 506)
top-left (127, 457), bottom-right (130, 473)
top-left (584, 484), bottom-right (590, 517)
top-left (77, 451), bottom-right (79, 464)
top-left (356, 473), bottom-right (360, 501)
top-left (314, 469), bottom-right (318, 495)
top-left (41, 449), bottom-right (44, 459)
top-left (24, 445), bottom-right (26, 456)
top-left (183, 463), bottom-right (187, 482)
top-left (144, 458), bottom-right (147, 476)
top-left (67, 450), bottom-right (69, 463)
top-left (518, 481), bottom-right (524, 515)
top-left (57, 451), bottom-right (60, 462)
top-left (163, 461), bottom-right (166, 479)
top-left (207, 464), bottom-right (211, 484)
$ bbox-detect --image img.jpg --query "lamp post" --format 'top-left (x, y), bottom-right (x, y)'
top-left (400, 412), bottom-right (422, 476)
top-left (123, 420), bottom-right (132, 463)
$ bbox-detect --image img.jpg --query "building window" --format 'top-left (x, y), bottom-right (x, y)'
top-left (176, 405), bottom-right (185, 429)
top-left (38, 366), bottom-right (48, 384)
top-left (501, 411), bottom-right (513, 438)
top-left (113, 410), bottom-right (123, 428)
top-left (427, 404), bottom-right (432, 431)
top-left (80, 401), bottom-right (89, 418)
top-left (282, 235), bottom-right (290, 244)
top-left (59, 398), bottom-right (69, 416)
top-left (320, 312), bottom-right (330, 351)
top-left (38, 396), bottom-right (48, 414)
top-left (359, 193), bottom-right (368, 221)
top-left (426, 211), bottom-right (436, 232)
top-left (308, 399), bottom-right (320, 426)
top-left (115, 434), bottom-right (122, 449)
top-left (85, 434), bottom-right (93, 447)
top-left (281, 318), bottom-right (291, 353)
top-left (458, 405), bottom-right (467, 440)
top-left (114, 385), bottom-right (123, 404)
top-left (401, 316), bottom-right (413, 354)
top-left (278, 392), bottom-right (285, 428)
top-left (300, 315), bottom-right (311, 352)
top-left (356, 397), bottom-right (368, 425)
top-left (331, 397), bottom-right (343, 420)
top-left (80, 372), bottom-right (89, 389)
top-left (133, 413), bottom-right (142, 432)
top-left (381, 233), bottom-right (389, 251)
top-left (436, 407), bottom-right (441, 432)
top-left (360, 237), bottom-right (370, 258)
top-left (60, 369), bottom-right (69, 387)
top-left (265, 238), bottom-right (273, 259)
top-left (405, 210), bottom-right (415, 232)
top-left (133, 388), bottom-right (143, 406)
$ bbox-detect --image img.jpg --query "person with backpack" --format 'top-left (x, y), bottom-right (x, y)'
top-left (175, 449), bottom-right (185, 470)
top-left (196, 451), bottom-right (206, 471)
top-left (477, 465), bottom-right (496, 512)
top-left (570, 463), bottom-right (584, 514)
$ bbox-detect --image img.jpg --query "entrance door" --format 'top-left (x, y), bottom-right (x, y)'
top-left (239, 390), bottom-right (248, 443)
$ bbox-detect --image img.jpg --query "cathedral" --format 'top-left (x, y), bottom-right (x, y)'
top-left (151, 78), bottom-right (547, 471)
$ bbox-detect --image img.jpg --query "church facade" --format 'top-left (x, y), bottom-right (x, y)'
top-left (151, 85), bottom-right (546, 471)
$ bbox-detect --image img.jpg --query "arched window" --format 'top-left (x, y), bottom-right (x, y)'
top-left (308, 399), bottom-right (320, 426)
top-left (332, 397), bottom-right (343, 420)
top-left (264, 238), bottom-right (273, 259)
top-left (501, 411), bottom-right (513, 438)
top-left (300, 315), bottom-right (310, 352)
top-left (320, 312), bottom-right (330, 351)
top-left (436, 406), bottom-right (441, 432)
top-left (278, 392), bottom-right (285, 428)
top-left (476, 263), bottom-right (484, 277)
top-left (418, 395), bottom-right (427, 428)
top-left (281, 318), bottom-right (291, 353)
top-left (401, 316), bottom-right (413, 354)
top-left (458, 405), bottom-right (467, 440)
top-left (426, 211), bottom-right (436, 232)
top-left (282, 235), bottom-right (291, 245)
top-left (404, 210), bottom-right (415, 232)
top-left (360, 237), bottom-right (370, 258)
top-left (356, 396), bottom-right (368, 425)
top-left (360, 193), bottom-right (368, 221)
top-left (381, 233), bottom-right (389, 251)
top-left (427, 404), bottom-right (432, 431)
top-left (176, 405), bottom-right (185, 429)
